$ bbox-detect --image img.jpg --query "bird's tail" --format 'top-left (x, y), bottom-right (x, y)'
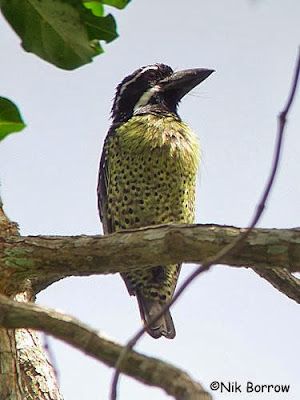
top-left (136, 295), bottom-right (176, 339)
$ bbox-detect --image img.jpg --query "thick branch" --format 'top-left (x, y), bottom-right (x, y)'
top-left (1, 224), bottom-right (299, 289)
top-left (0, 294), bottom-right (211, 400)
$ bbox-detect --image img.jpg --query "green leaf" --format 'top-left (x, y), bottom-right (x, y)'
top-left (83, 1), bottom-right (104, 16)
top-left (0, 0), bottom-right (119, 70)
top-left (0, 97), bottom-right (26, 141)
top-left (84, 13), bottom-right (118, 43)
top-left (82, 0), bottom-right (130, 10)
top-left (101, 0), bottom-right (131, 10)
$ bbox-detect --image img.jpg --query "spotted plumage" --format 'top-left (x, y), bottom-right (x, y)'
top-left (98, 64), bottom-right (214, 338)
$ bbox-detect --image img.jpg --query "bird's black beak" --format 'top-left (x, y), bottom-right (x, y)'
top-left (160, 68), bottom-right (215, 102)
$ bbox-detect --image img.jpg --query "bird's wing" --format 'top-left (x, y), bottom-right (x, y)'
top-left (98, 132), bottom-right (135, 296)
top-left (97, 136), bottom-right (113, 235)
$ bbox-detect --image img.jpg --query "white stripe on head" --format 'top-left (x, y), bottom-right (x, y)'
top-left (133, 85), bottom-right (160, 113)
top-left (114, 65), bottom-right (159, 111)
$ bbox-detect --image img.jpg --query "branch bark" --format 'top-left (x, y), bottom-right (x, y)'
top-left (1, 224), bottom-right (299, 300)
top-left (0, 294), bottom-right (211, 400)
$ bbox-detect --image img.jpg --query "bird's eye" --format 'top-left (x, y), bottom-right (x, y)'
top-left (146, 71), bottom-right (157, 81)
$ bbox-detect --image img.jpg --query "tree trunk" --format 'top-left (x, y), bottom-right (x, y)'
top-left (0, 204), bottom-right (63, 400)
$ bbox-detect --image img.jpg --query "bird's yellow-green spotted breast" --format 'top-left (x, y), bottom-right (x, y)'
top-left (104, 114), bottom-right (199, 228)
top-left (102, 113), bottom-right (200, 301)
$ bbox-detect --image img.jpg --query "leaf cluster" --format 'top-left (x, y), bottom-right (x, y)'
top-left (0, 0), bottom-right (130, 140)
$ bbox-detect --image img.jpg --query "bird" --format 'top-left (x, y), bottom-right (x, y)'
top-left (98, 63), bottom-right (214, 339)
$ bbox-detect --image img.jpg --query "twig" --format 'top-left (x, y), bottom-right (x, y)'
top-left (110, 47), bottom-right (300, 400)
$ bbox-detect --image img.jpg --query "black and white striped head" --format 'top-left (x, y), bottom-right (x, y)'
top-left (111, 63), bottom-right (214, 123)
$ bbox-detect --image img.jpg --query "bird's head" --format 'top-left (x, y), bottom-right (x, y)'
top-left (111, 63), bottom-right (214, 123)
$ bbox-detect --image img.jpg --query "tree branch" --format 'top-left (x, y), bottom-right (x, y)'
top-left (0, 294), bottom-right (211, 400)
top-left (1, 225), bottom-right (299, 300)
top-left (2, 225), bottom-right (300, 275)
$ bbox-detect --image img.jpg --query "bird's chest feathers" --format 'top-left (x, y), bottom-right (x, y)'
top-left (115, 115), bottom-right (199, 172)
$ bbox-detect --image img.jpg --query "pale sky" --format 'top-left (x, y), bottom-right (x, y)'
top-left (0, 1), bottom-right (299, 399)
